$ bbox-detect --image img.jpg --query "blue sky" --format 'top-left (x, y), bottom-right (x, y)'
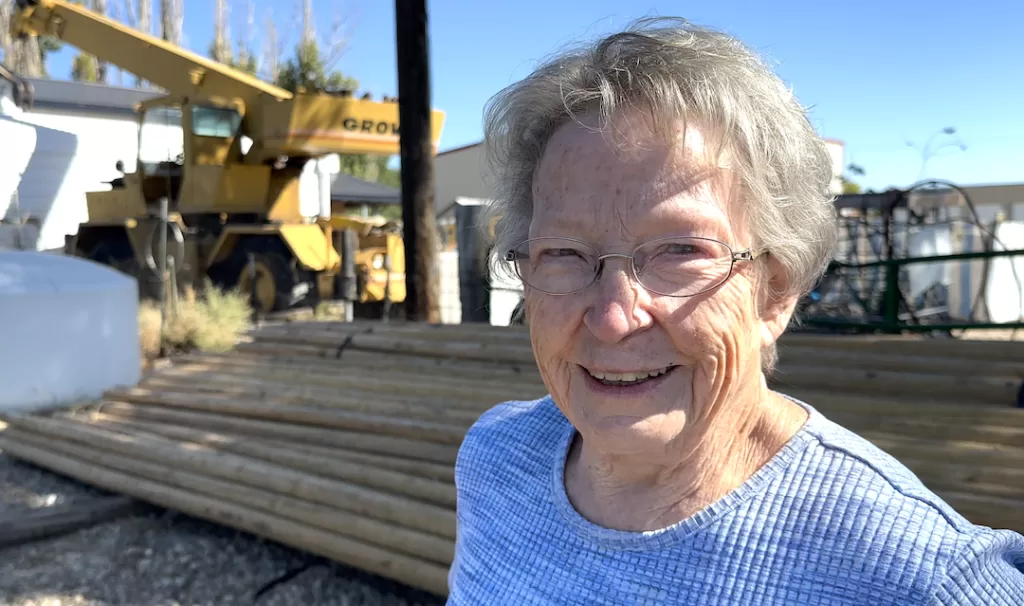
top-left (47, 0), bottom-right (1023, 192)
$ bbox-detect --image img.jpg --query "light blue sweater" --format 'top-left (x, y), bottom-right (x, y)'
top-left (447, 395), bottom-right (1024, 605)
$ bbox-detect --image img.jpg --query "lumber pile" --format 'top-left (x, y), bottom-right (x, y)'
top-left (1, 320), bottom-right (1022, 596)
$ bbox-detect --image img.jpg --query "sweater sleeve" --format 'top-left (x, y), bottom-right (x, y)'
top-left (927, 529), bottom-right (1024, 605)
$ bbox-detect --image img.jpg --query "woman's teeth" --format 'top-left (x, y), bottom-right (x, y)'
top-left (586, 366), bottom-right (673, 385)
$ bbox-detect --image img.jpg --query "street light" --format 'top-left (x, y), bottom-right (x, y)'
top-left (907, 126), bottom-right (967, 181)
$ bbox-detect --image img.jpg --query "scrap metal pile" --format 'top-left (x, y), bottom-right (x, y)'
top-left (1, 321), bottom-right (1022, 596)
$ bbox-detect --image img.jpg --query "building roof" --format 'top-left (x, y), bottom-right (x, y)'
top-left (22, 77), bottom-right (162, 117)
top-left (330, 173), bottom-right (401, 205)
top-left (835, 182), bottom-right (1024, 211)
top-left (438, 141), bottom-right (482, 156)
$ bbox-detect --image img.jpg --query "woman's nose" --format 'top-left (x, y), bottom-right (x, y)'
top-left (583, 257), bottom-right (653, 343)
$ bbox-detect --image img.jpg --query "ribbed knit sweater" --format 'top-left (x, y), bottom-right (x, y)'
top-left (447, 395), bottom-right (1024, 605)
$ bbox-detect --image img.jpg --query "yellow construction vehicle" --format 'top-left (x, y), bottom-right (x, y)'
top-left (327, 214), bottom-right (406, 310)
top-left (10, 0), bottom-right (444, 313)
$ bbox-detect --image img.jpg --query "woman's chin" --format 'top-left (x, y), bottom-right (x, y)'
top-left (575, 412), bottom-right (689, 457)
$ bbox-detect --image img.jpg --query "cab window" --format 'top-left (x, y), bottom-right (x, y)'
top-left (191, 106), bottom-right (242, 138)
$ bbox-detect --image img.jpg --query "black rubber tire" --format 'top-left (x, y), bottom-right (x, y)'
top-left (207, 237), bottom-right (316, 313)
top-left (353, 300), bottom-right (406, 321)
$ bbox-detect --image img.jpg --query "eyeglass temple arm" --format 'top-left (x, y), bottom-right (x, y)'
top-left (734, 248), bottom-right (765, 262)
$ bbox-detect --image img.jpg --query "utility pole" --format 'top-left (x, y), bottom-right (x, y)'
top-left (395, 0), bottom-right (441, 323)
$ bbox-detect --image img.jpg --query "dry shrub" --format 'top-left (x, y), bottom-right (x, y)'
top-left (138, 280), bottom-right (253, 360)
top-left (191, 282), bottom-right (252, 352)
top-left (138, 300), bottom-right (164, 361)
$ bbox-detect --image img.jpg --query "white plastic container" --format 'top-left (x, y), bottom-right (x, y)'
top-left (0, 251), bottom-right (140, 413)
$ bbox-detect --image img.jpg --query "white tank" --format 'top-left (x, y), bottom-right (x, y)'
top-left (0, 96), bottom-right (38, 249)
top-left (0, 251), bottom-right (141, 414)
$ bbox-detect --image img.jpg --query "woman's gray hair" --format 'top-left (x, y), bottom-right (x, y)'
top-left (481, 17), bottom-right (838, 370)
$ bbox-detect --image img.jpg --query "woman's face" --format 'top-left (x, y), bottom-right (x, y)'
top-left (524, 117), bottom-right (791, 458)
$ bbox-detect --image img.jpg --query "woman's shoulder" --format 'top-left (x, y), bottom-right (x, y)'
top-left (793, 402), bottom-right (976, 532)
top-left (464, 395), bottom-right (566, 446)
top-left (785, 400), bottom-right (1024, 591)
top-left (454, 395), bottom-right (567, 485)
top-left (762, 398), bottom-right (1024, 601)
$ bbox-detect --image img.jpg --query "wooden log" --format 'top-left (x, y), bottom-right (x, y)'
top-left (897, 458), bottom-right (1024, 500)
top-left (149, 362), bottom-right (529, 407)
top-left (154, 357), bottom-right (544, 400)
top-left (95, 402), bottom-right (461, 464)
top-left (777, 347), bottom-right (1024, 379)
top-left (88, 413), bottom-right (457, 483)
top-left (0, 494), bottom-right (143, 548)
top-left (4, 414), bottom-right (457, 538)
top-left (864, 431), bottom-right (1024, 469)
top-left (158, 353), bottom-right (541, 387)
top-left (136, 376), bottom-right (485, 426)
top-left (937, 490), bottom-right (1024, 533)
top-left (172, 348), bottom-right (536, 384)
top-left (184, 346), bottom-right (543, 382)
top-left (771, 366), bottom-right (1018, 405)
top-left (250, 330), bottom-right (536, 364)
top-left (103, 387), bottom-right (469, 445)
top-left (832, 413), bottom-right (1024, 448)
top-left (259, 438), bottom-right (456, 484)
top-left (778, 334), bottom-right (1024, 361)
top-left (4, 428), bottom-right (455, 565)
top-left (254, 320), bottom-right (531, 346)
top-left (784, 389), bottom-right (1024, 427)
top-left (89, 415), bottom-right (457, 504)
top-left (0, 435), bottom-right (450, 596)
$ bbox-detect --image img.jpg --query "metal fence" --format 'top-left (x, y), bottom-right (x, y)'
top-left (795, 184), bottom-right (1024, 335)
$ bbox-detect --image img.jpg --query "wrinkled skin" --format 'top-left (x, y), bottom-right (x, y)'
top-left (524, 115), bottom-right (809, 532)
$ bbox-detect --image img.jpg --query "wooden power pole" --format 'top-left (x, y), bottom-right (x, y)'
top-left (395, 0), bottom-right (441, 323)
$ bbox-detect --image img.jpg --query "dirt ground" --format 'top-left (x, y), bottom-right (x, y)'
top-left (0, 452), bottom-right (445, 606)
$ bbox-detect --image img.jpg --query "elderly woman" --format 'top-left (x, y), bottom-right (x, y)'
top-left (446, 18), bottom-right (1024, 605)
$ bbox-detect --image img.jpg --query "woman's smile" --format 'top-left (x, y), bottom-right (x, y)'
top-left (578, 363), bottom-right (680, 394)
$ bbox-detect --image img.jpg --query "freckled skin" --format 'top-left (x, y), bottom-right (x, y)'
top-left (525, 115), bottom-right (808, 532)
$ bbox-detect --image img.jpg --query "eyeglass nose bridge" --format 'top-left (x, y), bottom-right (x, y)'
top-left (592, 251), bottom-right (641, 284)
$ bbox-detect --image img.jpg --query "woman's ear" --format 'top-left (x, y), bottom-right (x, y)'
top-left (756, 256), bottom-right (799, 351)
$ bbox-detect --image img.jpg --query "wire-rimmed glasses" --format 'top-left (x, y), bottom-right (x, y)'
top-left (504, 236), bottom-right (763, 297)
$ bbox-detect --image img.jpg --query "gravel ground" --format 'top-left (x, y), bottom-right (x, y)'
top-left (0, 452), bottom-right (446, 606)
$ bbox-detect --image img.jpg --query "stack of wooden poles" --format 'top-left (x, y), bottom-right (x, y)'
top-left (1, 320), bottom-right (1022, 596)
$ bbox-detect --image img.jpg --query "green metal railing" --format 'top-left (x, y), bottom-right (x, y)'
top-left (800, 248), bottom-right (1024, 334)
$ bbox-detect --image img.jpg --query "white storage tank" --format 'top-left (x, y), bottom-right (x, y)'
top-left (0, 96), bottom-right (39, 250)
top-left (0, 251), bottom-right (140, 414)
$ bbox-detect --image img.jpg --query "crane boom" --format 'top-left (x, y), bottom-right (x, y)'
top-left (10, 0), bottom-right (446, 159)
top-left (12, 0), bottom-right (291, 106)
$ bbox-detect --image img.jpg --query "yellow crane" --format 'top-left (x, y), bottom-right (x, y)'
top-left (10, 0), bottom-right (445, 313)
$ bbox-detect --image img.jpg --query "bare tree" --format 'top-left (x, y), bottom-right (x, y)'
top-left (301, 0), bottom-right (312, 46)
top-left (211, 0), bottom-right (229, 63)
top-left (160, 0), bottom-right (182, 45)
top-left (138, 0), bottom-right (151, 37)
top-left (262, 10), bottom-right (280, 82)
top-left (1, 0), bottom-right (44, 78)
top-left (286, 0), bottom-right (353, 76)
top-left (123, 0), bottom-right (136, 27)
top-left (123, 0), bottom-right (151, 86)
top-left (0, 0), bottom-right (12, 64)
top-left (92, 0), bottom-right (108, 83)
top-left (110, 0), bottom-right (124, 84)
top-left (232, 0), bottom-right (257, 73)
